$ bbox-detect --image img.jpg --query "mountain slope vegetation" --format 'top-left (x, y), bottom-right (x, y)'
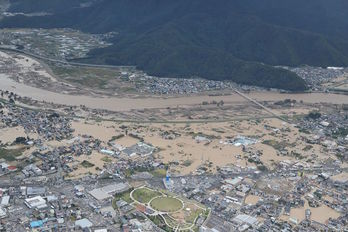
top-left (2, 0), bottom-right (348, 90)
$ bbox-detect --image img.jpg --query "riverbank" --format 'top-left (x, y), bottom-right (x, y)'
top-left (1, 74), bottom-right (347, 112)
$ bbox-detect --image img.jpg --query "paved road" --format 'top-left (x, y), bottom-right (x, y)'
top-left (1, 166), bottom-right (345, 188)
top-left (70, 114), bottom-right (285, 124)
top-left (233, 89), bottom-right (288, 122)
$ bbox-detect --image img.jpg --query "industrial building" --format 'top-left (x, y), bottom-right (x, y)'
top-left (24, 196), bottom-right (47, 209)
top-left (89, 182), bottom-right (130, 201)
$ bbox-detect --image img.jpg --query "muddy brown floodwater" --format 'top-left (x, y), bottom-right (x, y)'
top-left (1, 74), bottom-right (347, 111)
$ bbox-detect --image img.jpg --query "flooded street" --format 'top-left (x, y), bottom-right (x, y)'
top-left (1, 3), bottom-right (347, 231)
top-left (1, 74), bottom-right (347, 112)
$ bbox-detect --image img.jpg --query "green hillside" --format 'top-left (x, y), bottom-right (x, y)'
top-left (2, 0), bottom-right (348, 90)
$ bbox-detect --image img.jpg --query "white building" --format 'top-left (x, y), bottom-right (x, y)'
top-left (24, 196), bottom-right (47, 209)
top-left (75, 218), bottom-right (93, 229)
top-left (200, 226), bottom-right (221, 232)
top-left (225, 177), bottom-right (243, 186)
top-left (0, 196), bottom-right (10, 207)
top-left (233, 214), bottom-right (258, 227)
top-left (0, 207), bottom-right (6, 219)
top-left (89, 183), bottom-right (130, 201)
top-left (100, 149), bottom-right (115, 156)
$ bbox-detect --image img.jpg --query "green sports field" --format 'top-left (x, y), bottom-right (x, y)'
top-left (150, 197), bottom-right (183, 212)
top-left (132, 187), bottom-right (162, 204)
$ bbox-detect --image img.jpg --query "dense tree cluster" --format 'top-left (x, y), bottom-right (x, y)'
top-left (3, 0), bottom-right (348, 90)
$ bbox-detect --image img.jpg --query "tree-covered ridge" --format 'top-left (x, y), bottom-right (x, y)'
top-left (3, 0), bottom-right (348, 90)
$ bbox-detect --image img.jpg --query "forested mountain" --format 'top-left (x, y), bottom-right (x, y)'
top-left (2, 0), bottom-right (348, 90)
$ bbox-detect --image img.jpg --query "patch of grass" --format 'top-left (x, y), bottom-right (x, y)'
top-left (257, 165), bottom-right (268, 172)
top-left (0, 147), bottom-right (24, 161)
top-left (184, 208), bottom-right (204, 224)
top-left (109, 134), bottom-right (124, 142)
top-left (151, 168), bottom-right (167, 177)
top-left (163, 215), bottom-right (179, 228)
top-left (112, 198), bottom-right (117, 209)
top-left (182, 159), bottom-right (193, 167)
top-left (335, 153), bottom-right (344, 161)
top-left (292, 151), bottom-right (305, 160)
top-left (306, 111), bottom-right (321, 120)
top-left (211, 128), bottom-right (225, 133)
top-left (114, 189), bottom-right (134, 205)
top-left (299, 128), bottom-right (310, 134)
top-left (247, 158), bottom-right (262, 165)
top-left (101, 156), bottom-right (112, 163)
top-left (148, 215), bottom-right (173, 232)
top-left (150, 197), bottom-right (183, 212)
top-left (187, 132), bottom-right (220, 140)
top-left (124, 169), bottom-right (134, 178)
top-left (121, 87), bottom-right (136, 93)
top-left (333, 127), bottom-right (348, 138)
top-left (262, 140), bottom-right (293, 151)
top-left (132, 188), bottom-right (162, 204)
top-left (120, 193), bottom-right (133, 204)
top-left (81, 160), bottom-right (95, 168)
top-left (51, 65), bottom-right (118, 89)
top-left (303, 145), bottom-right (313, 151)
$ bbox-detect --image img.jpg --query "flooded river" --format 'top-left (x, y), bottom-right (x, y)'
top-left (1, 74), bottom-right (347, 111)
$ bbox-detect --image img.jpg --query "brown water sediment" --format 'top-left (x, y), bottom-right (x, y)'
top-left (1, 74), bottom-right (347, 111)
